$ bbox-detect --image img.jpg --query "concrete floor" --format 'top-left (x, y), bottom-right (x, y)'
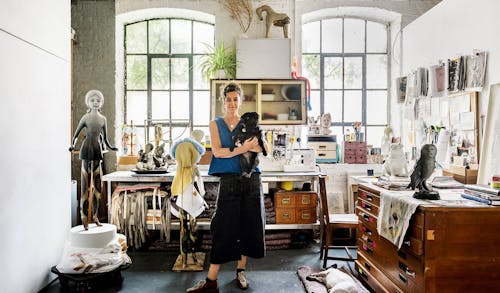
top-left (41, 244), bottom-right (356, 293)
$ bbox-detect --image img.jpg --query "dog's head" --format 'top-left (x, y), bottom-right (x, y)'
top-left (241, 112), bottom-right (260, 130)
top-left (306, 268), bottom-right (333, 283)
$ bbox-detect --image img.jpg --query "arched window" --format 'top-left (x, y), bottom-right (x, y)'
top-left (124, 18), bottom-right (214, 146)
top-left (302, 18), bottom-right (389, 147)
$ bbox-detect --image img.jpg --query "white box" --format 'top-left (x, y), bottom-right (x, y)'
top-left (236, 38), bottom-right (291, 79)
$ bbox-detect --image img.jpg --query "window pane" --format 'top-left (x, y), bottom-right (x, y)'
top-left (193, 91), bottom-right (210, 125)
top-left (367, 21), bottom-right (386, 53)
top-left (171, 19), bottom-right (191, 53)
top-left (344, 19), bottom-right (365, 53)
top-left (126, 55), bottom-right (147, 89)
top-left (302, 54), bottom-right (320, 89)
top-left (302, 21), bottom-right (320, 53)
top-left (193, 55), bottom-right (209, 89)
top-left (331, 126), bottom-right (343, 141)
top-left (367, 91), bottom-right (387, 124)
top-left (152, 58), bottom-right (170, 90)
top-left (324, 90), bottom-right (343, 123)
top-left (152, 91), bottom-right (170, 120)
top-left (367, 55), bottom-right (387, 89)
top-left (366, 126), bottom-right (385, 148)
top-left (344, 57), bottom-right (362, 89)
top-left (171, 58), bottom-right (189, 89)
top-left (308, 90), bottom-right (320, 119)
top-left (126, 91), bottom-right (147, 124)
top-left (193, 22), bottom-right (214, 53)
top-left (149, 19), bottom-right (169, 54)
top-left (171, 91), bottom-right (190, 120)
top-left (321, 19), bottom-right (342, 53)
top-left (126, 22), bottom-right (147, 54)
top-left (171, 127), bottom-right (190, 142)
top-left (344, 90), bottom-right (362, 122)
top-left (324, 57), bottom-right (342, 89)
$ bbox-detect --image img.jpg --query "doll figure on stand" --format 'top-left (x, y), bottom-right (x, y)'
top-left (69, 90), bottom-right (118, 230)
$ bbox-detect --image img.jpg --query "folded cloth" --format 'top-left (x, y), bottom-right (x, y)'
top-left (377, 189), bottom-right (425, 248)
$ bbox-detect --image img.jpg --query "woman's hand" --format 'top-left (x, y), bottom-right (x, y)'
top-left (243, 137), bottom-right (261, 153)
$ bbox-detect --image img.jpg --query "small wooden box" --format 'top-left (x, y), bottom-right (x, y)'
top-left (275, 192), bottom-right (297, 208)
top-left (296, 208), bottom-right (317, 224)
top-left (275, 207), bottom-right (296, 224)
top-left (442, 165), bottom-right (478, 184)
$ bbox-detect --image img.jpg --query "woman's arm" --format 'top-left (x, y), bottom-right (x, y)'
top-left (210, 120), bottom-right (256, 158)
top-left (101, 117), bottom-right (118, 151)
top-left (69, 116), bottom-right (86, 151)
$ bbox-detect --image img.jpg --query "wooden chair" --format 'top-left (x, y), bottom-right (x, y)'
top-left (318, 175), bottom-right (359, 268)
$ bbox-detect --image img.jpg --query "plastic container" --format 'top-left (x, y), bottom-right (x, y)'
top-left (277, 113), bottom-right (289, 121)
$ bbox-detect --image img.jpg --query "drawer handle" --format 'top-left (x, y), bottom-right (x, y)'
top-left (301, 196), bottom-right (311, 205)
top-left (358, 268), bottom-right (369, 280)
top-left (318, 153), bottom-right (326, 157)
top-left (362, 244), bottom-right (373, 255)
top-left (364, 262), bottom-right (371, 271)
top-left (362, 225), bottom-right (372, 235)
top-left (318, 145), bottom-right (327, 149)
top-left (281, 198), bottom-right (291, 205)
top-left (367, 239), bottom-right (376, 248)
top-left (361, 213), bottom-right (373, 223)
top-left (282, 212), bottom-right (290, 219)
top-left (301, 212), bottom-right (311, 219)
top-left (404, 240), bottom-right (411, 247)
top-left (399, 273), bottom-right (408, 284)
top-left (361, 202), bottom-right (372, 211)
top-left (406, 270), bottom-right (416, 278)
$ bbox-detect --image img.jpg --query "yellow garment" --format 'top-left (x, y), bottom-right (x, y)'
top-left (171, 141), bottom-right (201, 196)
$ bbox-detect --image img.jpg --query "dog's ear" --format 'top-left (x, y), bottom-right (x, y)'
top-left (306, 270), bottom-right (327, 282)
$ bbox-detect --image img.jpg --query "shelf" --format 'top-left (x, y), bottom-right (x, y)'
top-left (151, 220), bottom-right (319, 231)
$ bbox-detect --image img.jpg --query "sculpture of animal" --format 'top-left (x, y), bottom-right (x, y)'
top-left (256, 5), bottom-right (290, 38)
top-left (307, 267), bottom-right (358, 293)
top-left (230, 112), bottom-right (267, 177)
top-left (408, 144), bottom-right (437, 191)
top-left (383, 143), bottom-right (409, 177)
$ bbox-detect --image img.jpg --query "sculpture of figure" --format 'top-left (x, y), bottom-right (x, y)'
top-left (383, 143), bottom-right (409, 177)
top-left (256, 5), bottom-right (290, 38)
top-left (408, 144), bottom-right (440, 200)
top-left (136, 143), bottom-right (155, 170)
top-left (320, 113), bottom-right (332, 135)
top-left (69, 90), bottom-right (118, 230)
top-left (381, 126), bottom-right (393, 157)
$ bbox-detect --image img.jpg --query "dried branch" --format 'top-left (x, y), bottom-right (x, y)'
top-left (223, 0), bottom-right (253, 33)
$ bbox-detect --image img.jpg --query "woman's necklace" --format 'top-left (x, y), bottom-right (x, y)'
top-left (226, 117), bottom-right (238, 129)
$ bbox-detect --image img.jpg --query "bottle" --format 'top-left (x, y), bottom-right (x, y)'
top-left (204, 135), bottom-right (211, 150)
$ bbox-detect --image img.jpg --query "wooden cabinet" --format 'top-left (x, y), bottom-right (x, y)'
top-left (210, 79), bottom-right (307, 125)
top-left (355, 184), bottom-right (500, 292)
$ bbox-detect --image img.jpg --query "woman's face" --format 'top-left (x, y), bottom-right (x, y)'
top-left (87, 95), bottom-right (103, 110)
top-left (224, 91), bottom-right (241, 114)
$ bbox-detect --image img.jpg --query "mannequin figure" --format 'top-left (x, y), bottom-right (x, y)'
top-left (69, 90), bottom-right (117, 230)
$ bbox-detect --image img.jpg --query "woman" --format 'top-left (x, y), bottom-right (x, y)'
top-left (187, 83), bottom-right (267, 293)
top-left (69, 90), bottom-right (117, 230)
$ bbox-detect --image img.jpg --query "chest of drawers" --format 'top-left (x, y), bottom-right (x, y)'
top-left (355, 184), bottom-right (500, 292)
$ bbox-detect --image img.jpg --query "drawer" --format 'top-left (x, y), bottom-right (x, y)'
top-left (316, 150), bottom-right (337, 159)
top-left (275, 207), bottom-right (296, 224)
top-left (358, 198), bottom-right (379, 215)
top-left (355, 157), bottom-right (367, 164)
top-left (295, 192), bottom-right (317, 209)
top-left (356, 253), bottom-right (404, 293)
top-left (357, 208), bottom-right (378, 230)
top-left (358, 189), bottom-right (380, 206)
top-left (344, 149), bottom-right (356, 156)
top-left (402, 236), bottom-right (424, 256)
top-left (344, 155), bottom-right (356, 163)
top-left (396, 250), bottom-right (424, 287)
top-left (296, 208), bottom-right (316, 224)
top-left (275, 192), bottom-right (296, 208)
top-left (308, 141), bottom-right (337, 151)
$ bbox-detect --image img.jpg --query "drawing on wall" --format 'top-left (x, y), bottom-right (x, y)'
top-left (478, 83), bottom-right (500, 184)
top-left (396, 76), bottom-right (407, 103)
top-left (429, 64), bottom-right (446, 97)
top-left (465, 51), bottom-right (487, 91)
top-left (448, 56), bottom-right (466, 93)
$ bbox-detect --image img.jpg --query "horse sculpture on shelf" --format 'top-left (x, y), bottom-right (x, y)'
top-left (256, 5), bottom-right (290, 38)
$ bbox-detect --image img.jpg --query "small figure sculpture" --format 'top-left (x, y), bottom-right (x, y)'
top-left (320, 113), bottom-right (332, 135)
top-left (256, 5), bottom-right (290, 38)
top-left (381, 126), bottom-right (393, 157)
top-left (136, 143), bottom-right (155, 170)
top-left (69, 90), bottom-right (118, 230)
top-left (408, 144), bottom-right (440, 200)
top-left (383, 143), bottom-right (409, 177)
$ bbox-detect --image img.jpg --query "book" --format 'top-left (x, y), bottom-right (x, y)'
top-left (463, 188), bottom-right (500, 200)
top-left (461, 193), bottom-right (500, 206)
top-left (464, 184), bottom-right (500, 196)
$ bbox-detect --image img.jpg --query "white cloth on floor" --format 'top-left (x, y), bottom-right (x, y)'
top-left (377, 189), bottom-right (426, 249)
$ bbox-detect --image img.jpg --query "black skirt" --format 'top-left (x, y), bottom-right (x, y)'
top-left (209, 173), bottom-right (266, 264)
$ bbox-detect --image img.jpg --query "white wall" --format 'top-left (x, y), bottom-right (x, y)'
top-left (401, 0), bottom-right (500, 126)
top-left (0, 1), bottom-right (71, 292)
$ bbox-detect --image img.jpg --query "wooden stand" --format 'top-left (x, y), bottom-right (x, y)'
top-left (172, 252), bottom-right (205, 272)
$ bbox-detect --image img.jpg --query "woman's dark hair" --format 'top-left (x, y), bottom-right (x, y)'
top-left (223, 82), bottom-right (242, 97)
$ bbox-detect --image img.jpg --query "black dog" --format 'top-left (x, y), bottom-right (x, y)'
top-left (230, 112), bottom-right (267, 177)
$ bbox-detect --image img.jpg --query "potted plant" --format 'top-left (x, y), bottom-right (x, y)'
top-left (199, 42), bottom-right (237, 80)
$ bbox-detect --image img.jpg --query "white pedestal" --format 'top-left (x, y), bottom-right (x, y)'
top-left (70, 223), bottom-right (117, 248)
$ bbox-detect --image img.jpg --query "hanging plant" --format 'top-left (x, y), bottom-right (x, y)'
top-left (199, 42), bottom-right (237, 80)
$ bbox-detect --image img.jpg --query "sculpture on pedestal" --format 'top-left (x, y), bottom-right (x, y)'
top-left (408, 144), bottom-right (440, 200)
